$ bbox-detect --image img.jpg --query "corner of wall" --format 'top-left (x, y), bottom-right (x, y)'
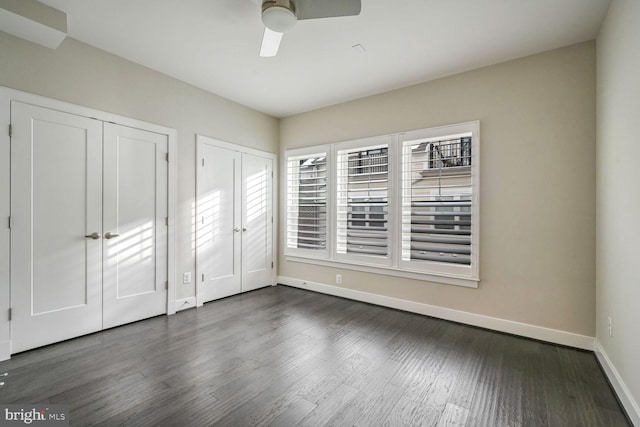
top-left (595, 0), bottom-right (640, 423)
top-left (595, 340), bottom-right (640, 426)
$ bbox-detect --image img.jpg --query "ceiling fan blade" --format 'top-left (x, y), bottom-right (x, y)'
top-left (296, 0), bottom-right (361, 20)
top-left (260, 27), bottom-right (284, 57)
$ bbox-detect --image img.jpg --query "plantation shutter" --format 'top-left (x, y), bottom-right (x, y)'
top-left (401, 135), bottom-right (473, 265)
top-left (286, 153), bottom-right (327, 252)
top-left (336, 144), bottom-right (389, 257)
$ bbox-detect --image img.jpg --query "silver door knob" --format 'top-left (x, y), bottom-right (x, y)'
top-left (104, 232), bottom-right (120, 239)
top-left (84, 232), bottom-right (101, 240)
top-left (234, 227), bottom-right (241, 232)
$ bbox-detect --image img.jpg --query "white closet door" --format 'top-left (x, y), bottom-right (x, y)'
top-left (103, 123), bottom-right (168, 329)
top-left (199, 144), bottom-right (242, 302)
top-left (241, 153), bottom-right (273, 292)
top-left (10, 102), bottom-right (103, 353)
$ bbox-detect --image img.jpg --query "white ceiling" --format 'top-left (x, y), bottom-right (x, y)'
top-left (37, 0), bottom-right (611, 118)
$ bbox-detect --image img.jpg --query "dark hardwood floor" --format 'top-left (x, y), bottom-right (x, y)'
top-left (0, 285), bottom-right (630, 426)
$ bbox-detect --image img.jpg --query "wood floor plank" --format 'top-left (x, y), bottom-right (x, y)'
top-left (540, 344), bottom-right (576, 426)
top-left (352, 384), bottom-right (405, 427)
top-left (558, 347), bottom-right (613, 426)
top-left (520, 339), bottom-right (549, 427)
top-left (383, 348), bottom-right (450, 426)
top-left (299, 382), bottom-right (359, 427)
top-left (0, 285), bottom-right (630, 427)
top-left (405, 323), bottom-right (471, 425)
top-left (265, 397), bottom-right (317, 427)
top-left (494, 334), bottom-right (527, 426)
top-left (322, 353), bottom-right (406, 425)
top-left (446, 329), bottom-right (492, 410)
top-left (437, 402), bottom-right (469, 427)
top-left (212, 365), bottom-right (315, 427)
top-left (464, 332), bottom-right (507, 426)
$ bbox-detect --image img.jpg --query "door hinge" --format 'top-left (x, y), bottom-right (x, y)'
top-left (165, 217), bottom-right (169, 226)
top-left (271, 261), bottom-right (274, 269)
top-left (8, 308), bottom-right (11, 321)
top-left (165, 280), bottom-right (168, 290)
top-left (201, 273), bottom-right (205, 282)
top-left (165, 153), bottom-right (169, 162)
top-left (7, 216), bottom-right (11, 229)
top-left (8, 124), bottom-right (12, 137)
top-left (201, 158), bottom-right (205, 167)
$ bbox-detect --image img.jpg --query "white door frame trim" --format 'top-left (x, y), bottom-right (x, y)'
top-left (0, 86), bottom-right (178, 360)
top-left (195, 134), bottom-right (278, 307)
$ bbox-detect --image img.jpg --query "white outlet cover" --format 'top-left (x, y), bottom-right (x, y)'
top-left (183, 272), bottom-right (192, 284)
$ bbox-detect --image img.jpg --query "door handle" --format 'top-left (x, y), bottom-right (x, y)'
top-left (234, 227), bottom-right (241, 232)
top-left (242, 227), bottom-right (248, 232)
top-left (84, 232), bottom-right (101, 240)
top-left (104, 232), bottom-right (120, 239)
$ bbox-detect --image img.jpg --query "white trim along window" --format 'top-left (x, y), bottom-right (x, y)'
top-left (336, 136), bottom-right (392, 266)
top-left (284, 121), bottom-right (480, 287)
top-left (285, 147), bottom-right (330, 258)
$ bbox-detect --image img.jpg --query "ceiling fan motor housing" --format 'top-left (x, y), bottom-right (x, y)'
top-left (262, 0), bottom-right (297, 33)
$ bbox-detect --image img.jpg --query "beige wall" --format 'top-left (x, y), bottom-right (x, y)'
top-left (280, 42), bottom-right (597, 336)
top-left (0, 29), bottom-right (600, 343)
top-left (0, 32), bottom-right (279, 300)
top-left (596, 0), bottom-right (640, 413)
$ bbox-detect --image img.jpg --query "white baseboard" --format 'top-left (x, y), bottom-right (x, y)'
top-left (277, 276), bottom-right (595, 351)
top-left (0, 340), bottom-right (9, 362)
top-left (175, 297), bottom-right (197, 312)
top-left (595, 340), bottom-right (640, 426)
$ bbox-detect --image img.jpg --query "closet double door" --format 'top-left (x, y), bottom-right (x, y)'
top-left (197, 138), bottom-right (274, 303)
top-left (10, 102), bottom-right (168, 353)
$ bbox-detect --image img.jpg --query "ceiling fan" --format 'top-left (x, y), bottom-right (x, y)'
top-left (257, 0), bottom-right (362, 57)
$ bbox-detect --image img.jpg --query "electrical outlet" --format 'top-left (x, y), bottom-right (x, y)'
top-left (608, 316), bottom-right (613, 338)
top-left (336, 274), bottom-right (342, 284)
top-left (183, 272), bottom-right (192, 284)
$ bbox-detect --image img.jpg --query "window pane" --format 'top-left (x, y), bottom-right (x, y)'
top-left (286, 153), bottom-right (327, 251)
top-left (402, 135), bottom-right (473, 265)
top-left (337, 145), bottom-right (389, 257)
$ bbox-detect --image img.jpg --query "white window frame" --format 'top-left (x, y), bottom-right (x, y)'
top-left (283, 121), bottom-right (480, 288)
top-left (399, 122), bottom-right (479, 281)
top-left (283, 145), bottom-right (333, 260)
top-left (334, 135), bottom-right (394, 267)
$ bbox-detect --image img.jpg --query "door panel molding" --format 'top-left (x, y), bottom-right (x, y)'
top-left (103, 123), bottom-right (168, 329)
top-left (10, 101), bottom-right (104, 353)
top-left (241, 152), bottom-right (273, 292)
top-left (196, 135), bottom-right (277, 307)
top-left (198, 144), bottom-right (242, 303)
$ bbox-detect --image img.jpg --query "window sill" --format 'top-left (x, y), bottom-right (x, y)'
top-left (285, 255), bottom-right (479, 288)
